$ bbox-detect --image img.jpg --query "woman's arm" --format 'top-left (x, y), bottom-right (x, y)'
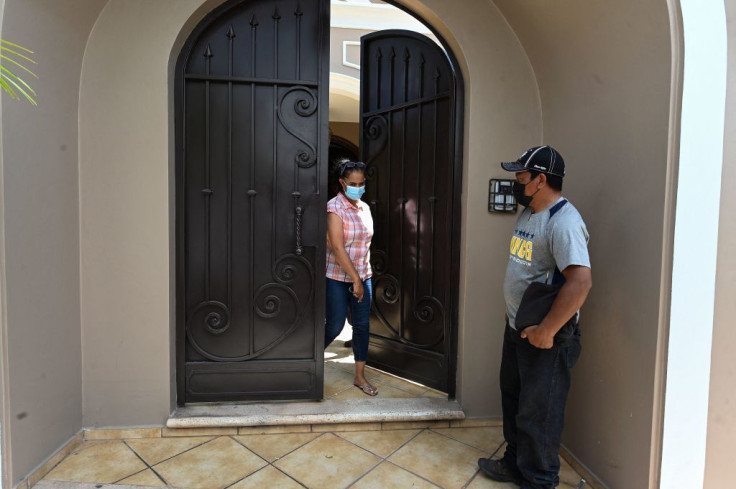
top-left (327, 212), bottom-right (365, 302)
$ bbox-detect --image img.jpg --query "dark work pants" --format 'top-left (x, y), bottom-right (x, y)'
top-left (500, 323), bottom-right (582, 489)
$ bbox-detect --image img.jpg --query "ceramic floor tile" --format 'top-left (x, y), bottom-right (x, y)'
top-left (117, 468), bottom-right (166, 486)
top-left (233, 432), bottom-right (321, 462)
top-left (468, 457), bottom-right (584, 488)
top-left (370, 371), bottom-right (432, 396)
top-left (351, 461), bottom-right (441, 489)
top-left (227, 466), bottom-right (303, 489)
top-left (388, 430), bottom-right (487, 489)
top-left (153, 436), bottom-right (266, 489)
top-left (431, 427), bottom-right (506, 455)
top-left (326, 354), bottom-right (442, 399)
top-left (336, 429), bottom-right (420, 457)
top-left (466, 472), bottom-right (520, 489)
top-left (559, 457), bottom-right (585, 487)
top-left (331, 381), bottom-right (416, 400)
top-left (34, 483), bottom-right (164, 489)
top-left (327, 357), bottom-right (358, 374)
top-left (274, 433), bottom-right (380, 489)
top-left (421, 388), bottom-right (448, 398)
top-left (324, 365), bottom-right (356, 397)
top-left (126, 436), bottom-right (214, 465)
top-left (43, 441), bottom-right (147, 484)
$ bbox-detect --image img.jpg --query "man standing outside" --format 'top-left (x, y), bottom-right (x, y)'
top-left (478, 146), bottom-right (592, 488)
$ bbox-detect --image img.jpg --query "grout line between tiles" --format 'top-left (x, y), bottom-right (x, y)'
top-left (119, 439), bottom-right (171, 487)
top-left (380, 459), bottom-right (445, 489)
top-left (225, 435), bottom-right (320, 489)
top-left (334, 427), bottom-right (449, 489)
top-left (230, 431), bottom-right (323, 464)
top-left (392, 428), bottom-right (493, 489)
top-left (334, 427), bottom-right (447, 487)
top-left (427, 425), bottom-right (505, 456)
top-left (462, 469), bottom-right (483, 489)
top-left (226, 434), bottom-right (271, 467)
top-left (334, 425), bottom-right (424, 461)
top-left (126, 435), bottom-right (216, 470)
top-left (271, 464), bottom-right (310, 489)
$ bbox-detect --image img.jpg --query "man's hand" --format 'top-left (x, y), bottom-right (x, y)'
top-left (520, 325), bottom-right (555, 349)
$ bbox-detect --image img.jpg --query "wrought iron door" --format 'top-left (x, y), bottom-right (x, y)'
top-left (360, 30), bottom-right (461, 394)
top-left (176, 0), bottom-right (329, 403)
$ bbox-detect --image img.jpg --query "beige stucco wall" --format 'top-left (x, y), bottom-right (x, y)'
top-left (0, 0), bottom-right (107, 484)
top-left (78, 0), bottom-right (540, 427)
top-left (492, 1), bottom-right (674, 487)
top-left (704, 0), bottom-right (736, 486)
top-left (329, 27), bottom-right (369, 79)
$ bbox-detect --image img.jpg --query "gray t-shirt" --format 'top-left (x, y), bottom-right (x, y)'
top-left (503, 197), bottom-right (590, 330)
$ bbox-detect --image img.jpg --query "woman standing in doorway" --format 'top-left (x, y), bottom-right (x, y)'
top-left (325, 159), bottom-right (378, 396)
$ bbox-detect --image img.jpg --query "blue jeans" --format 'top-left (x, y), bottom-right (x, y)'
top-left (500, 323), bottom-right (582, 489)
top-left (325, 277), bottom-right (373, 362)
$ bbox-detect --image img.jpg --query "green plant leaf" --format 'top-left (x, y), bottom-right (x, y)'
top-left (0, 76), bottom-right (19, 100)
top-left (0, 71), bottom-right (36, 105)
top-left (0, 45), bottom-right (37, 66)
top-left (0, 39), bottom-right (37, 104)
top-left (0, 52), bottom-right (38, 78)
top-left (0, 65), bottom-right (36, 95)
top-left (0, 39), bottom-right (34, 54)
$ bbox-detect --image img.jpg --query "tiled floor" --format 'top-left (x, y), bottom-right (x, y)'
top-left (35, 427), bottom-right (584, 489)
top-left (33, 330), bottom-right (585, 488)
top-left (322, 329), bottom-right (447, 400)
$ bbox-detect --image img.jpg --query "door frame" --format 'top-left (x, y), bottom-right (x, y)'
top-left (172, 0), bottom-right (462, 403)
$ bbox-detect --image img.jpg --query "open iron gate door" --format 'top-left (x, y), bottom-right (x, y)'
top-left (176, 0), bottom-right (329, 403)
top-left (360, 30), bottom-right (462, 395)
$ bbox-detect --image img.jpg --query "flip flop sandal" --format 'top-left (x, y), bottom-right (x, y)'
top-left (354, 383), bottom-right (378, 396)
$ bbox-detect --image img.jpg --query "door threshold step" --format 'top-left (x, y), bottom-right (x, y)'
top-left (167, 397), bottom-right (464, 428)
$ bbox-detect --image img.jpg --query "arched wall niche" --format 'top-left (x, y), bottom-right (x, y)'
top-left (490, 1), bottom-right (679, 488)
top-left (78, 0), bottom-right (540, 427)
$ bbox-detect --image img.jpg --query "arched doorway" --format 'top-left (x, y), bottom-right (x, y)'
top-left (175, 0), bottom-right (463, 403)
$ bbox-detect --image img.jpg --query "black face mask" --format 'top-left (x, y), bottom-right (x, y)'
top-left (513, 181), bottom-right (534, 207)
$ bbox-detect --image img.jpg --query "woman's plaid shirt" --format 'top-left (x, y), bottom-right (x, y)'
top-left (326, 192), bottom-right (374, 282)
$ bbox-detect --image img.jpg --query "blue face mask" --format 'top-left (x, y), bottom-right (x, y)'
top-left (344, 185), bottom-right (365, 200)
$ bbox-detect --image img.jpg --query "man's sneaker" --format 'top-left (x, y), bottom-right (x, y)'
top-left (477, 457), bottom-right (523, 485)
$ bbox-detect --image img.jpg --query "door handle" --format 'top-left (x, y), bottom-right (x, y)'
top-left (295, 206), bottom-right (303, 256)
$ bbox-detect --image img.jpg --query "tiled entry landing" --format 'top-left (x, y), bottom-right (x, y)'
top-left (30, 329), bottom-right (587, 488)
top-left (33, 424), bottom-right (585, 489)
top-left (168, 329), bottom-right (461, 429)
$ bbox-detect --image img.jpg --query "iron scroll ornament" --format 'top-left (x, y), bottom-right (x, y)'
top-left (363, 115), bottom-right (388, 168)
top-left (185, 253), bottom-right (314, 362)
top-left (188, 301), bottom-right (231, 336)
top-left (277, 86), bottom-right (318, 168)
top-left (371, 273), bottom-right (446, 349)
